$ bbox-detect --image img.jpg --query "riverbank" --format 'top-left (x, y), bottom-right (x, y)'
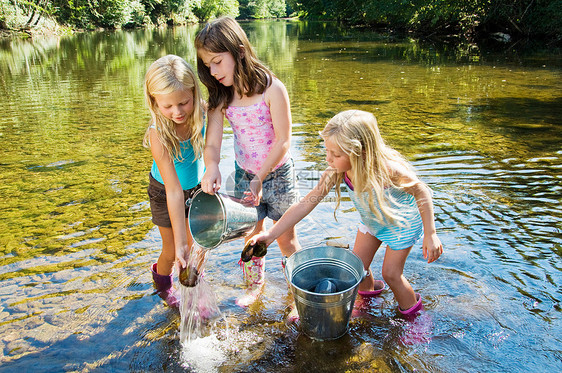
top-left (0, 17), bottom-right (71, 39)
top-left (1, 17), bottom-right (559, 49)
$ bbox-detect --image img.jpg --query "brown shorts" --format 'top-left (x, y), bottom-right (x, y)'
top-left (147, 173), bottom-right (200, 228)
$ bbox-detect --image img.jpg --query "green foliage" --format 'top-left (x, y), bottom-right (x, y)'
top-left (51, 0), bottom-right (107, 28)
top-left (1, 0), bottom-right (559, 41)
top-left (1, 0), bottom-right (55, 29)
top-left (48, 0), bottom-right (240, 28)
top-left (192, 0), bottom-right (240, 21)
top-left (122, 0), bottom-right (149, 26)
top-left (0, 0), bottom-right (13, 29)
top-left (291, 0), bottom-right (561, 41)
top-left (94, 0), bottom-right (128, 27)
top-left (484, 0), bottom-right (562, 37)
top-left (239, 0), bottom-right (286, 19)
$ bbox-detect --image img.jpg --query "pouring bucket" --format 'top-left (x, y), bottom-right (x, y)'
top-left (188, 189), bottom-right (258, 250)
top-left (283, 246), bottom-right (367, 340)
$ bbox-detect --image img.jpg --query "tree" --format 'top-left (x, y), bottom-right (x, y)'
top-left (239, 0), bottom-right (286, 19)
top-left (193, 0), bottom-right (240, 21)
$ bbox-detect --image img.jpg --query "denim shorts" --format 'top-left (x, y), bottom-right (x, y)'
top-left (147, 173), bottom-right (200, 228)
top-left (234, 159), bottom-right (299, 221)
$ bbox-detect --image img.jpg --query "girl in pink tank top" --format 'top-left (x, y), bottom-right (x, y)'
top-left (195, 17), bottom-right (301, 314)
top-left (226, 92), bottom-right (290, 174)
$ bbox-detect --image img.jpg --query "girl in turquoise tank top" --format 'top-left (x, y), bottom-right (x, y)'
top-left (250, 110), bottom-right (443, 318)
top-left (143, 55), bottom-right (206, 308)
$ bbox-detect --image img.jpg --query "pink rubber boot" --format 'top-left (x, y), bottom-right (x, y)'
top-left (235, 256), bottom-right (265, 307)
top-left (398, 293), bottom-right (423, 318)
top-left (358, 280), bottom-right (386, 297)
top-left (398, 293), bottom-right (433, 345)
top-left (151, 263), bottom-right (179, 308)
top-left (352, 280), bottom-right (386, 317)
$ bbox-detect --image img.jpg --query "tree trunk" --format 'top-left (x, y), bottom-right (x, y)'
top-left (26, 8), bottom-right (37, 27)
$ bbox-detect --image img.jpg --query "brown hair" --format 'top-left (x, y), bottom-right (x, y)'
top-left (195, 16), bottom-right (273, 111)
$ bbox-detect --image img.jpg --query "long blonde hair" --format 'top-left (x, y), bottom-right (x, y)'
top-left (194, 16), bottom-right (273, 111)
top-left (143, 55), bottom-right (205, 161)
top-left (321, 110), bottom-right (417, 224)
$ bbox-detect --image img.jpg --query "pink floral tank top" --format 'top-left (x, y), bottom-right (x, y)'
top-left (225, 94), bottom-right (290, 174)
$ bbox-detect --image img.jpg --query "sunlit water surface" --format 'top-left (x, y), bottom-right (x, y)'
top-left (0, 21), bottom-right (561, 372)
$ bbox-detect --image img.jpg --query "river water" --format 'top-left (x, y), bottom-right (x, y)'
top-left (0, 20), bottom-right (560, 372)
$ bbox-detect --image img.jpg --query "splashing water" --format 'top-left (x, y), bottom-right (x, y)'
top-left (179, 244), bottom-right (222, 343)
top-left (180, 334), bottom-right (227, 373)
top-left (180, 316), bottom-right (266, 372)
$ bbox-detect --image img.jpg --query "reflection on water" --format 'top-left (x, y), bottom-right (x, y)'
top-left (0, 20), bottom-right (561, 372)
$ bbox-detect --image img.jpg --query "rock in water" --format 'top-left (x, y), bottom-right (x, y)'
top-left (240, 240), bottom-right (267, 262)
top-left (252, 241), bottom-right (267, 257)
top-left (314, 279), bottom-right (337, 294)
top-left (179, 265), bottom-right (199, 287)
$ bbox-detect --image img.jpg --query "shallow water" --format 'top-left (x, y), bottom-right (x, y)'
top-left (0, 20), bottom-right (561, 372)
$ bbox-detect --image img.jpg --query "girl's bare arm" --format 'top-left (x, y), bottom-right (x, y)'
top-left (149, 128), bottom-right (189, 267)
top-left (201, 108), bottom-right (224, 194)
top-left (251, 168), bottom-right (337, 246)
top-left (391, 161), bottom-right (443, 263)
top-left (256, 78), bottom-right (292, 181)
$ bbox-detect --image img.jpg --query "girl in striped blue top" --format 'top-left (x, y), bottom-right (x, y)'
top-left (250, 110), bottom-right (443, 317)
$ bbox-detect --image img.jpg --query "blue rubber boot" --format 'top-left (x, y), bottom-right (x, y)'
top-left (151, 263), bottom-right (179, 308)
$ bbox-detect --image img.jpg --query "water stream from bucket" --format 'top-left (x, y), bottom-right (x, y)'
top-left (177, 243), bottom-right (268, 372)
top-left (179, 243), bottom-right (222, 344)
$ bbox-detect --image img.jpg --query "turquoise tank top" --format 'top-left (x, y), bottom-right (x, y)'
top-left (150, 125), bottom-right (205, 190)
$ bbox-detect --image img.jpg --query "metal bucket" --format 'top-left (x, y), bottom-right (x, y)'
top-left (188, 189), bottom-right (258, 250)
top-left (283, 246), bottom-right (367, 340)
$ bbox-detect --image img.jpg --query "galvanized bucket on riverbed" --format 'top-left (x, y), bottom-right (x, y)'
top-left (188, 189), bottom-right (258, 250)
top-left (283, 246), bottom-right (367, 340)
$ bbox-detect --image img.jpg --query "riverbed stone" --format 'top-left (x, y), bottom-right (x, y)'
top-left (29, 322), bottom-right (60, 343)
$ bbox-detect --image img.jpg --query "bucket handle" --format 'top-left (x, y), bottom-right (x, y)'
top-left (185, 186), bottom-right (203, 207)
top-left (221, 228), bottom-right (233, 241)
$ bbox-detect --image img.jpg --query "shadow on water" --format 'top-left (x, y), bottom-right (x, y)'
top-left (448, 96), bottom-right (562, 156)
top-left (345, 99), bottom-right (393, 106)
top-left (0, 283), bottom-right (184, 372)
top-left (457, 96), bottom-right (562, 128)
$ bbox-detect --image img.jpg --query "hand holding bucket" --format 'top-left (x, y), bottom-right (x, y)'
top-left (188, 189), bottom-right (258, 250)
